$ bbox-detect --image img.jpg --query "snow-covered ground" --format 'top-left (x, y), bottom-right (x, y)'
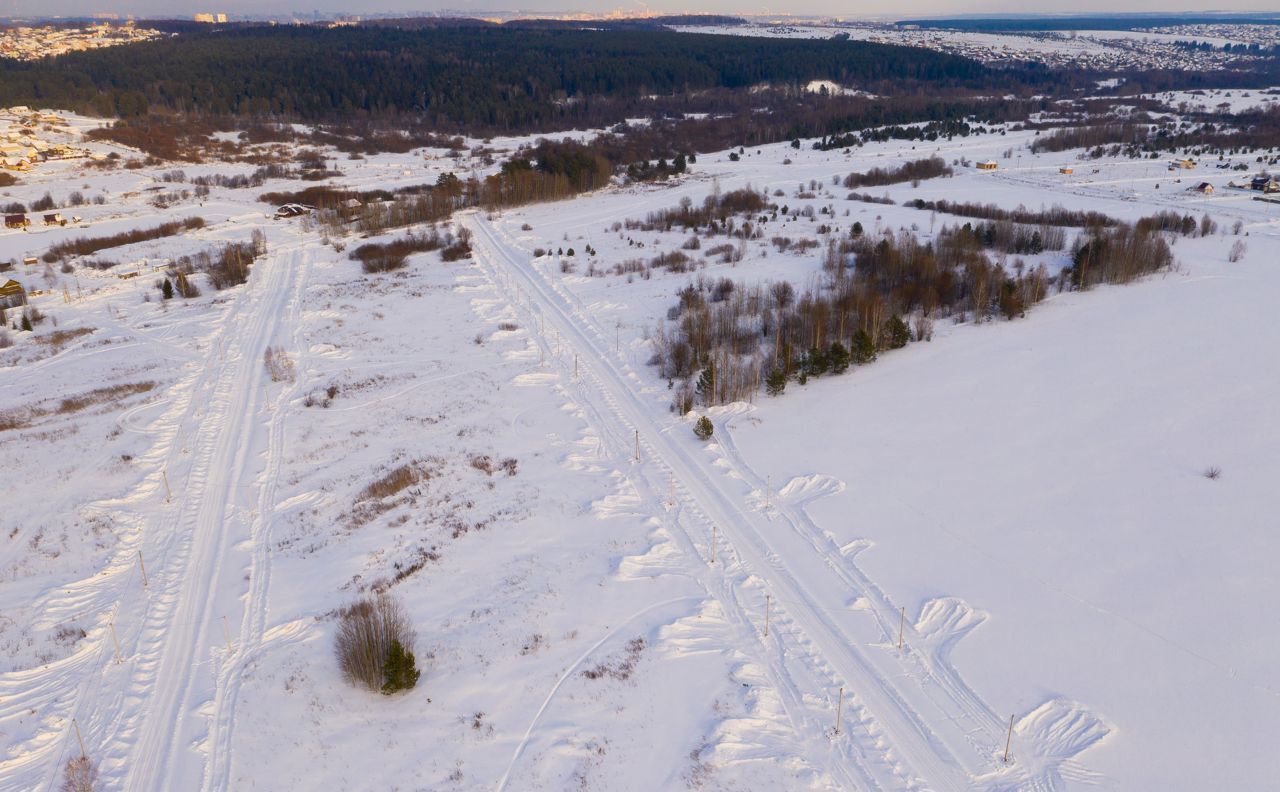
top-left (1, 109), bottom-right (1277, 791)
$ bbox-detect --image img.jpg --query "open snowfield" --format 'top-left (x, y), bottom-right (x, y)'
top-left (0, 105), bottom-right (1276, 791)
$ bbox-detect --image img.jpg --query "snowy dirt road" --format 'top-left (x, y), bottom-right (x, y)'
top-left (0, 243), bottom-right (311, 792)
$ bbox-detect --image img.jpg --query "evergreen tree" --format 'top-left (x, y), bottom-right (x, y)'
top-left (850, 329), bottom-right (876, 364)
top-left (829, 341), bottom-right (850, 374)
top-left (851, 221), bottom-right (864, 237)
top-left (381, 639), bottom-right (420, 694)
top-left (20, 312), bottom-right (32, 332)
top-left (693, 415), bottom-right (714, 441)
top-left (883, 315), bottom-right (910, 349)
top-left (696, 359), bottom-right (716, 405)
top-left (765, 367), bottom-right (787, 396)
top-left (807, 345), bottom-right (829, 376)
top-left (162, 277), bottom-right (174, 299)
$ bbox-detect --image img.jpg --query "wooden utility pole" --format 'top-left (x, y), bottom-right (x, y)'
top-left (709, 525), bottom-right (717, 564)
top-left (573, 353), bottom-right (578, 379)
top-left (1003, 714), bottom-right (1015, 764)
top-left (834, 687), bottom-right (844, 736)
top-left (137, 551), bottom-right (148, 588)
top-left (110, 622), bottom-right (122, 664)
top-left (73, 718), bottom-right (85, 759)
top-left (764, 594), bottom-right (771, 637)
top-left (634, 430), bottom-right (640, 462)
top-left (898, 606), bottom-right (905, 651)
top-left (162, 471), bottom-right (172, 503)
top-left (764, 475), bottom-right (771, 509)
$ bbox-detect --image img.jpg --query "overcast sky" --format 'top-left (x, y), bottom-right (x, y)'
top-left (6, 0), bottom-right (1280, 20)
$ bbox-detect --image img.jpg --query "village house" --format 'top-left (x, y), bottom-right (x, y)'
top-left (0, 277), bottom-right (25, 308)
top-left (4, 213), bottom-right (28, 229)
top-left (976, 160), bottom-right (999, 171)
top-left (1192, 182), bottom-right (1214, 194)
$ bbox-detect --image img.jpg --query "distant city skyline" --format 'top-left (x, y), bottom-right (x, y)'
top-left (5, 1), bottom-right (1280, 21)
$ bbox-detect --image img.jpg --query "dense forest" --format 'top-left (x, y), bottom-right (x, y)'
top-left (0, 25), bottom-right (993, 126)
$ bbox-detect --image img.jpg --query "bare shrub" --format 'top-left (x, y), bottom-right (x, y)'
top-left (1228, 240), bottom-right (1246, 262)
top-left (1203, 466), bottom-right (1222, 480)
top-left (334, 594), bottom-right (418, 692)
top-left (263, 346), bottom-right (296, 383)
top-left (60, 755), bottom-right (100, 792)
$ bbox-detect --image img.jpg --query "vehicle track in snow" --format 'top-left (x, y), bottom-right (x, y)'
top-left (0, 242), bottom-right (308, 792)
top-left (465, 212), bottom-right (1011, 790)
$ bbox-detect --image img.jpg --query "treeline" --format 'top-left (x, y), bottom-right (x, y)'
top-left (42, 217), bottom-right (204, 263)
top-left (0, 25), bottom-right (990, 124)
top-left (905, 198), bottom-right (1117, 228)
top-left (290, 140), bottom-right (612, 238)
top-left (842, 156), bottom-right (952, 189)
top-left (651, 215), bottom-right (1176, 407)
top-left (1030, 123), bottom-right (1151, 153)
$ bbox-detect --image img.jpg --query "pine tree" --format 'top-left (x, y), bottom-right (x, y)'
top-left (850, 329), bottom-right (876, 365)
top-left (693, 415), bottom-right (714, 441)
top-left (883, 316), bottom-right (910, 350)
top-left (696, 359), bottom-right (716, 406)
top-left (765, 367), bottom-right (787, 396)
top-left (807, 346), bottom-right (829, 376)
top-left (381, 639), bottom-right (420, 694)
top-left (162, 278), bottom-right (174, 299)
top-left (829, 341), bottom-right (850, 374)
top-left (20, 312), bottom-right (32, 332)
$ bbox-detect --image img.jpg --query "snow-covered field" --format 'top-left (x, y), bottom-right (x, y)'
top-left (1, 107), bottom-right (1277, 791)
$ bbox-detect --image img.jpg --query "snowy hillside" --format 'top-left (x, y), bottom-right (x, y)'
top-left (0, 105), bottom-right (1276, 791)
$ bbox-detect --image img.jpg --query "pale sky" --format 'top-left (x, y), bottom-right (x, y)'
top-left (5, 0), bottom-right (1280, 20)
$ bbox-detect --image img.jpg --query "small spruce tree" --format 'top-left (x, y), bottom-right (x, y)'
top-left (883, 316), bottom-right (911, 350)
top-left (850, 329), bottom-right (876, 365)
top-left (693, 415), bottom-right (714, 441)
top-left (765, 367), bottom-right (787, 397)
top-left (696, 359), bottom-right (716, 406)
top-left (829, 341), bottom-right (850, 374)
top-left (162, 278), bottom-right (174, 300)
top-left (20, 312), bottom-right (32, 332)
top-left (807, 346), bottom-right (829, 376)
top-left (381, 638), bottom-right (421, 694)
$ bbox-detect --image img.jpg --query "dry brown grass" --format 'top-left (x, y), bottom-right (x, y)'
top-left (358, 463), bottom-right (421, 502)
top-left (33, 327), bottom-right (94, 352)
top-left (57, 382), bottom-right (156, 415)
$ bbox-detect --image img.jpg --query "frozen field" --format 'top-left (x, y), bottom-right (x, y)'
top-left (0, 108), bottom-right (1276, 791)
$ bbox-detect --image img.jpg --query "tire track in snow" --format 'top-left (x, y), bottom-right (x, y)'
top-left (466, 212), bottom-right (982, 790)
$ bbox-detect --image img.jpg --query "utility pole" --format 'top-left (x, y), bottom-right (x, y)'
top-left (137, 551), bottom-right (148, 588)
top-left (764, 594), bottom-right (771, 637)
top-left (1003, 714), bottom-right (1015, 764)
top-left (709, 525), bottom-right (717, 564)
top-left (110, 622), bottom-right (122, 664)
top-left (898, 606), bottom-right (905, 651)
top-left (834, 687), bottom-right (844, 736)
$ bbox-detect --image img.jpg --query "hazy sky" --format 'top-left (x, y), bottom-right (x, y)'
top-left (7, 0), bottom-right (1280, 20)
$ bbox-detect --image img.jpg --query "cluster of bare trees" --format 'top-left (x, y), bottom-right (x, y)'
top-left (652, 211), bottom-right (1180, 408)
top-left (842, 156), bottom-right (952, 189)
top-left (42, 217), bottom-right (205, 263)
top-left (350, 228), bottom-right (454, 273)
top-left (907, 198), bottom-right (1116, 229)
top-left (627, 188), bottom-right (769, 234)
